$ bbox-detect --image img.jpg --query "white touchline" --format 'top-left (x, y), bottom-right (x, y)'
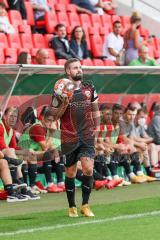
top-left (1, 210), bottom-right (160, 236)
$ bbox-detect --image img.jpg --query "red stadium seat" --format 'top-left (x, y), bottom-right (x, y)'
top-left (0, 49), bottom-right (4, 64)
top-left (111, 15), bottom-right (121, 24)
top-left (8, 10), bottom-right (23, 26)
top-left (81, 59), bottom-right (93, 66)
top-left (56, 59), bottom-right (66, 65)
top-left (103, 59), bottom-right (116, 66)
top-left (58, 0), bottom-right (70, 3)
top-left (88, 26), bottom-right (100, 35)
top-left (7, 34), bottom-right (21, 48)
top-left (139, 26), bottom-right (149, 39)
top-left (93, 59), bottom-right (104, 66)
top-left (44, 34), bottom-right (54, 47)
top-left (18, 48), bottom-right (30, 55)
top-left (24, 1), bottom-right (35, 26)
top-left (57, 12), bottom-right (69, 27)
top-left (20, 34), bottom-right (33, 49)
top-left (4, 48), bottom-right (17, 64)
top-left (121, 16), bottom-right (130, 27)
top-left (44, 59), bottom-right (56, 65)
top-left (54, 4), bottom-right (66, 12)
top-left (154, 37), bottom-right (160, 51)
top-left (18, 24), bottom-right (32, 34)
top-left (101, 14), bottom-right (112, 27)
top-left (66, 4), bottom-right (77, 12)
top-left (91, 14), bottom-right (102, 28)
top-left (45, 11), bottom-right (57, 34)
top-left (79, 14), bottom-right (92, 29)
top-left (0, 33), bottom-right (8, 48)
top-left (32, 34), bottom-right (47, 48)
top-left (90, 35), bottom-right (103, 57)
top-left (46, 48), bottom-right (56, 60)
top-left (68, 12), bottom-right (80, 28)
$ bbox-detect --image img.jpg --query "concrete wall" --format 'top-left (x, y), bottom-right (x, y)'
top-left (117, 0), bottom-right (160, 36)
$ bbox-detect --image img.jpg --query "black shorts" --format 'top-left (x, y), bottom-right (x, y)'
top-left (64, 141), bottom-right (95, 167)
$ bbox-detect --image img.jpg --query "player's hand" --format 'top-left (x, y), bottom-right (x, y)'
top-left (0, 151), bottom-right (4, 159)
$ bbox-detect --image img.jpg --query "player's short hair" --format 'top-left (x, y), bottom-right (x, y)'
top-left (112, 104), bottom-right (122, 112)
top-left (4, 107), bottom-right (18, 116)
top-left (113, 20), bottom-right (121, 27)
top-left (0, 2), bottom-right (6, 8)
top-left (64, 58), bottom-right (80, 73)
top-left (124, 105), bottom-right (137, 113)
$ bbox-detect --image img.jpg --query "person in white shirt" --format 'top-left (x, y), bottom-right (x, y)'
top-left (0, 2), bottom-right (15, 34)
top-left (103, 21), bottom-right (124, 65)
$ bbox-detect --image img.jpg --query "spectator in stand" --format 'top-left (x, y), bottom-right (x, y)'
top-left (30, 0), bottom-right (51, 21)
top-left (103, 21), bottom-right (124, 65)
top-left (129, 45), bottom-right (157, 66)
top-left (8, 0), bottom-right (27, 23)
top-left (17, 52), bottom-right (32, 64)
top-left (124, 12), bottom-right (142, 65)
top-left (89, 0), bottom-right (117, 15)
top-left (34, 49), bottom-right (49, 64)
top-left (51, 24), bottom-right (78, 60)
top-left (70, 26), bottom-right (90, 60)
top-left (0, 2), bottom-right (15, 34)
top-left (71, 0), bottom-right (97, 14)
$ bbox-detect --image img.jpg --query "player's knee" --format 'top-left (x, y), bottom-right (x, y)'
top-left (83, 167), bottom-right (93, 176)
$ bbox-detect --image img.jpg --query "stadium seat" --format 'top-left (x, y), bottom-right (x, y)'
top-left (18, 48), bottom-right (30, 55)
top-left (20, 34), bottom-right (33, 49)
top-left (139, 26), bottom-right (149, 39)
top-left (47, 0), bottom-right (54, 8)
top-left (44, 34), bottom-right (54, 47)
top-left (57, 12), bottom-right (70, 27)
top-left (31, 48), bottom-right (39, 58)
top-left (18, 24), bottom-right (32, 34)
top-left (44, 59), bottom-right (56, 65)
top-left (45, 11), bottom-right (57, 34)
top-left (79, 14), bottom-right (92, 29)
top-left (66, 4), bottom-right (77, 12)
top-left (101, 14), bottom-right (113, 31)
top-left (4, 48), bottom-right (17, 64)
top-left (8, 10), bottom-right (23, 27)
top-left (88, 26), bottom-right (100, 35)
top-left (32, 34), bottom-right (47, 48)
top-left (0, 49), bottom-right (4, 64)
top-left (90, 35), bottom-right (103, 58)
top-left (99, 26), bottom-right (110, 37)
top-left (58, 0), bottom-right (70, 3)
top-left (91, 14), bottom-right (102, 28)
top-left (81, 59), bottom-right (93, 66)
top-left (111, 15), bottom-right (121, 24)
top-left (121, 16), bottom-right (130, 27)
top-left (93, 59), bottom-right (104, 66)
top-left (7, 34), bottom-right (21, 48)
top-left (56, 59), bottom-right (66, 65)
top-left (54, 3), bottom-right (66, 12)
top-left (103, 59), bottom-right (116, 66)
top-left (0, 33), bottom-right (8, 48)
top-left (68, 12), bottom-right (80, 28)
top-left (46, 48), bottom-right (56, 60)
top-left (154, 37), bottom-right (160, 50)
top-left (24, 1), bottom-right (35, 26)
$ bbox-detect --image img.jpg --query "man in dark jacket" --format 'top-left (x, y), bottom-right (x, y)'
top-left (51, 24), bottom-right (78, 60)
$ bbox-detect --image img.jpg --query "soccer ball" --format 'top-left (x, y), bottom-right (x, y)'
top-left (54, 78), bottom-right (76, 98)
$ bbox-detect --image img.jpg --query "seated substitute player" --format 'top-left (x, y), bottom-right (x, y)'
top-left (51, 58), bottom-right (100, 217)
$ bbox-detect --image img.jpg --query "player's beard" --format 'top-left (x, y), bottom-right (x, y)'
top-left (72, 73), bottom-right (83, 81)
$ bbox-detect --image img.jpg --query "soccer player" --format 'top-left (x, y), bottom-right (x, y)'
top-left (52, 58), bottom-right (100, 217)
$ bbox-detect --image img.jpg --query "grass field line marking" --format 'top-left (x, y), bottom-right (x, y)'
top-left (1, 210), bottom-right (160, 236)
